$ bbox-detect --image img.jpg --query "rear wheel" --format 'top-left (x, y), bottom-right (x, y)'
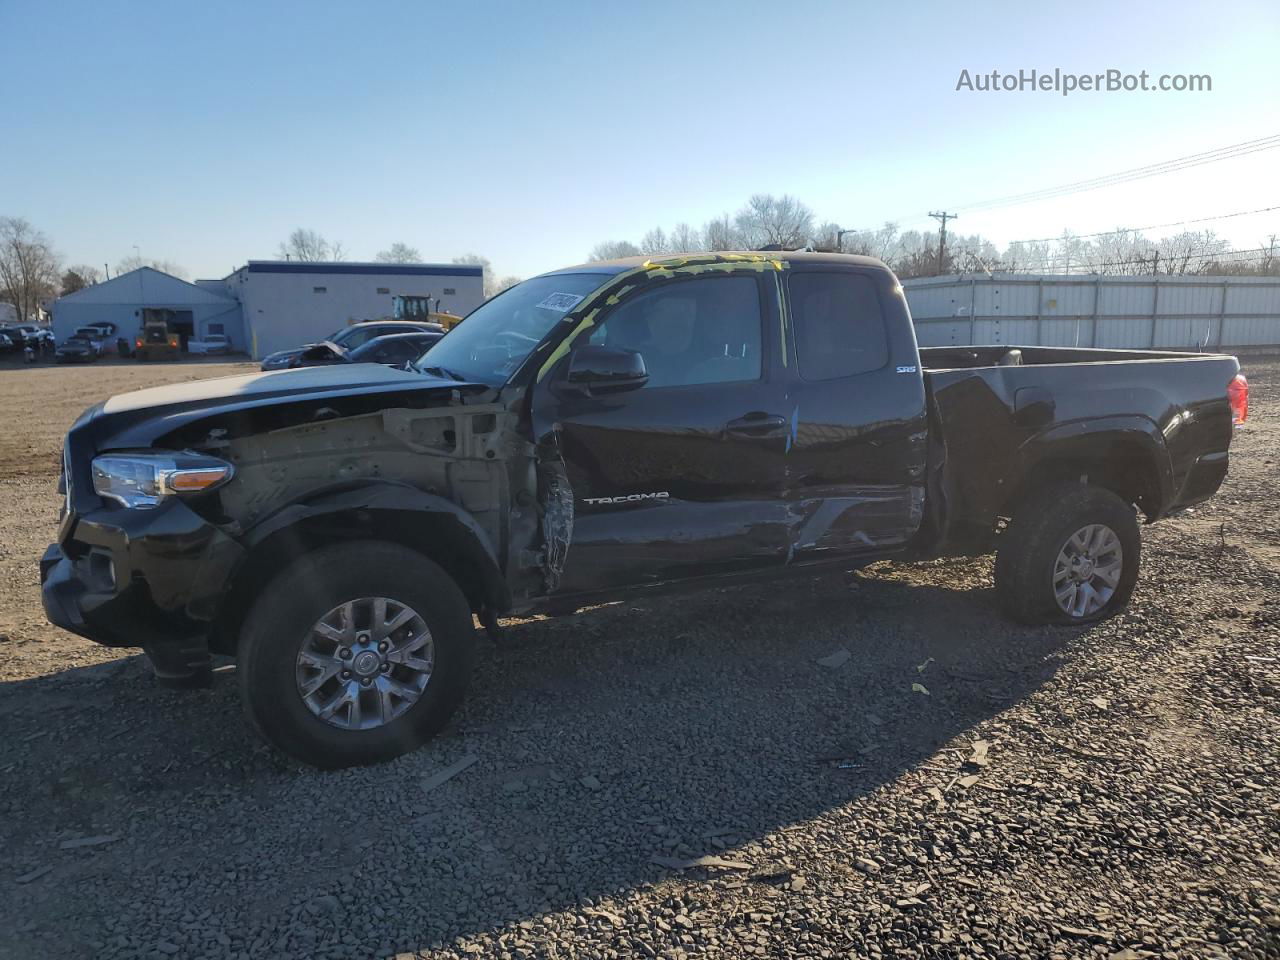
top-left (994, 482), bottom-right (1140, 625)
top-left (238, 541), bottom-right (474, 767)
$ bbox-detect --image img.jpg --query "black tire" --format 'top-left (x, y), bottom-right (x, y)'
top-left (994, 482), bottom-right (1140, 625)
top-left (238, 540), bottom-right (474, 768)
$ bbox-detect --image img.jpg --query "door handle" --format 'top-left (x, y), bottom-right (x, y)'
top-left (725, 412), bottom-right (788, 439)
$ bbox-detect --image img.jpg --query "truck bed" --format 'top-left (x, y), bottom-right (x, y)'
top-left (918, 344), bottom-right (1241, 552)
top-left (919, 344), bottom-right (1227, 369)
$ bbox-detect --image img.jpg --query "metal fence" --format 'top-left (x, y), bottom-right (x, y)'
top-left (903, 273), bottom-right (1280, 350)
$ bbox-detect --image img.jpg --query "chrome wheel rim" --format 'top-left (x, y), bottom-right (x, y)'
top-left (1053, 524), bottom-right (1123, 618)
top-left (296, 597), bottom-right (434, 731)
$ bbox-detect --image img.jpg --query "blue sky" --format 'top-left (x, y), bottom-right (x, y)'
top-left (2, 0), bottom-right (1277, 280)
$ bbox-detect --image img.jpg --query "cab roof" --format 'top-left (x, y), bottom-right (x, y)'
top-left (539, 251), bottom-right (890, 278)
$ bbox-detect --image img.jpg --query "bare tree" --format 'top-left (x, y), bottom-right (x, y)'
top-left (1003, 239), bottom-right (1053, 273)
top-left (1157, 230), bottom-right (1229, 275)
top-left (277, 228), bottom-right (346, 262)
top-left (115, 255), bottom-right (188, 279)
top-left (889, 231), bottom-right (942, 279)
top-left (1202, 235), bottom-right (1280, 276)
top-left (0, 217), bottom-right (60, 322)
top-left (701, 214), bottom-right (740, 252)
top-left (453, 253), bottom-right (517, 299)
top-left (375, 242), bottom-right (422, 263)
top-left (866, 223), bottom-right (904, 261)
top-left (587, 240), bottom-right (642, 262)
top-left (452, 253), bottom-right (491, 296)
top-left (452, 253), bottom-right (491, 271)
top-left (61, 264), bottom-right (103, 295)
top-left (813, 221), bottom-right (842, 252)
top-left (668, 222), bottom-right (703, 253)
top-left (639, 227), bottom-right (669, 255)
top-left (734, 194), bottom-right (814, 249)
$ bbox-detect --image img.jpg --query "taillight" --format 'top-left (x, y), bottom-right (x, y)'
top-left (135, 338), bottom-right (143, 348)
top-left (1228, 373), bottom-right (1248, 424)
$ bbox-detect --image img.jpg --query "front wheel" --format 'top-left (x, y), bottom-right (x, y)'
top-left (238, 541), bottom-right (474, 767)
top-left (994, 482), bottom-right (1140, 625)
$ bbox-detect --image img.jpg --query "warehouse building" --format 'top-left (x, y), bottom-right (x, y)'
top-left (198, 261), bottom-right (484, 358)
top-left (50, 260), bottom-right (485, 359)
top-left (50, 267), bottom-right (243, 352)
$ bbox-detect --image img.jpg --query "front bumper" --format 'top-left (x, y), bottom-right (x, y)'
top-left (40, 498), bottom-right (246, 676)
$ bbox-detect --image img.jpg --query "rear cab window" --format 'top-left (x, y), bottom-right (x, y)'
top-left (788, 271), bottom-right (889, 380)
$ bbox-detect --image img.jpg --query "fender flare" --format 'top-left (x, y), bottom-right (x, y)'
top-left (1014, 415), bottom-right (1176, 515)
top-left (236, 479), bottom-right (511, 612)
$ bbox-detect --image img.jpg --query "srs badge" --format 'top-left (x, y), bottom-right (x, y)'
top-left (582, 492), bottom-right (671, 505)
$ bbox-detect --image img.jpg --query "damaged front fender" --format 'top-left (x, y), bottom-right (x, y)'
top-left (221, 481), bottom-right (513, 629)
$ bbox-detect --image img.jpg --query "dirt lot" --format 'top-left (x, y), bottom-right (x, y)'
top-left (0, 358), bottom-right (1277, 960)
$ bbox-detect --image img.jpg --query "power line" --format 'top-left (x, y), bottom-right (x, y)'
top-left (1007, 204), bottom-right (1280, 246)
top-left (884, 134), bottom-right (1280, 227)
top-left (955, 134), bottom-right (1280, 212)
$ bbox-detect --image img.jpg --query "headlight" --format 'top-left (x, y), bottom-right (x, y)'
top-left (91, 452), bottom-right (234, 509)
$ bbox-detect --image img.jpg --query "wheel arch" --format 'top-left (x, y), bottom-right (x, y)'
top-left (1003, 418), bottom-right (1175, 522)
top-left (209, 482), bottom-right (509, 656)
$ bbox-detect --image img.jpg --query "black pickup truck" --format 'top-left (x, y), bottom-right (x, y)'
top-left (41, 253), bottom-right (1249, 767)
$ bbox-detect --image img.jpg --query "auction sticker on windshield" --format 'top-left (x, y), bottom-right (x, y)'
top-left (536, 292), bottom-right (585, 313)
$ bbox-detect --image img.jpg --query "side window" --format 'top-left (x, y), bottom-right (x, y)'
top-left (347, 328), bottom-right (378, 348)
top-left (789, 272), bottom-right (888, 380)
top-left (583, 275), bottom-right (762, 388)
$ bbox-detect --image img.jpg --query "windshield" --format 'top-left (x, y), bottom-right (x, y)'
top-left (413, 273), bottom-right (607, 385)
top-left (328, 326), bottom-right (361, 346)
top-left (350, 334), bottom-right (438, 363)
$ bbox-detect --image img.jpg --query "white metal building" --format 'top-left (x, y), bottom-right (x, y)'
top-left (904, 273), bottom-right (1280, 350)
top-left (50, 268), bottom-right (244, 351)
top-left (201, 261), bottom-right (485, 359)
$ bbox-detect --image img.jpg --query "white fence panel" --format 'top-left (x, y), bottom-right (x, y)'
top-left (905, 273), bottom-right (1280, 349)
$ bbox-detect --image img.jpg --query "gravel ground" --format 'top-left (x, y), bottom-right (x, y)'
top-left (0, 356), bottom-right (1277, 960)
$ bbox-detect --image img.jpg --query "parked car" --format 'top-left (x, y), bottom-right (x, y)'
top-left (0, 324), bottom-right (51, 349)
top-left (12, 324), bottom-right (56, 348)
top-left (54, 335), bottom-right (99, 363)
top-left (289, 331), bottom-right (442, 369)
top-left (72, 326), bottom-right (111, 356)
top-left (346, 332), bottom-right (442, 368)
top-left (188, 334), bottom-right (231, 355)
top-left (42, 252), bottom-right (1247, 768)
top-left (259, 320), bottom-right (445, 370)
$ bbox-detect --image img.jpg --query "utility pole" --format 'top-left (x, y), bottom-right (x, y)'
top-left (929, 211), bottom-right (957, 276)
top-left (836, 228), bottom-right (856, 252)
